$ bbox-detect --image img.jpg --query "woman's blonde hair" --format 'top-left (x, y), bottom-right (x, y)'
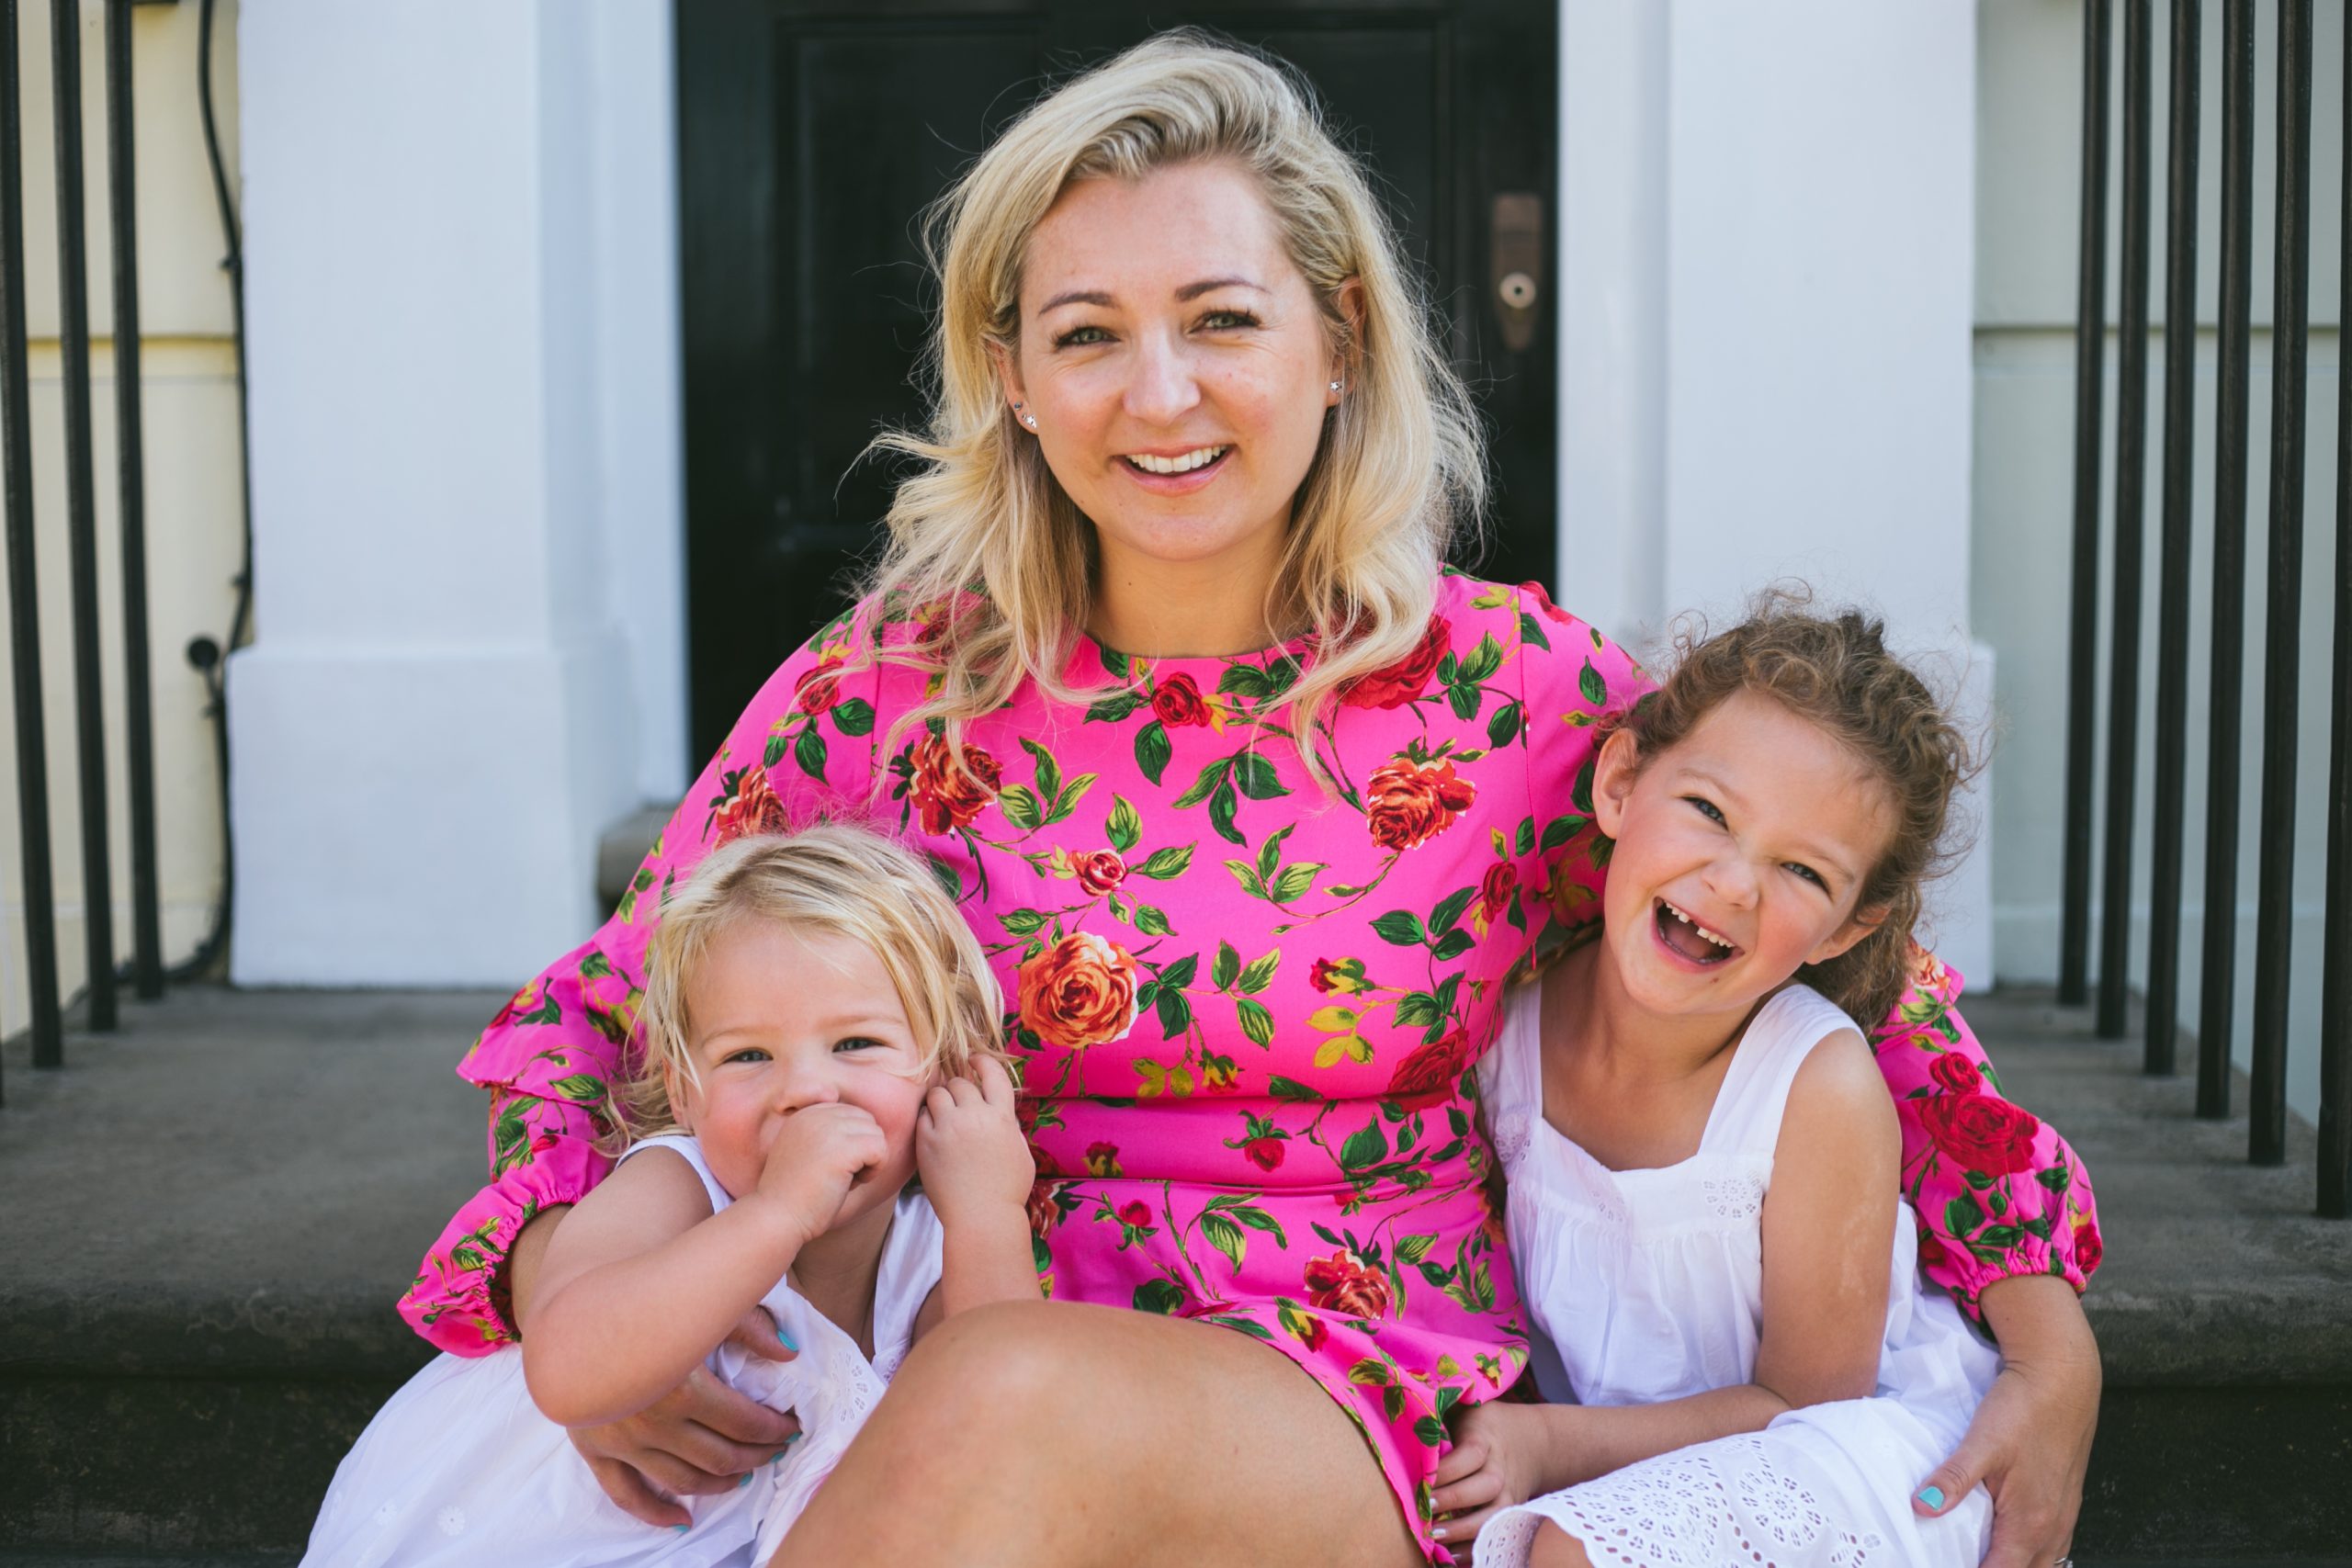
top-left (616, 825), bottom-right (1006, 1141)
top-left (862, 28), bottom-right (1486, 786)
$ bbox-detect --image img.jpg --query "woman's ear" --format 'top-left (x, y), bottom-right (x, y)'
top-left (989, 339), bottom-right (1031, 425)
top-left (1808, 903), bottom-right (1890, 965)
top-left (1328, 276), bottom-right (1366, 406)
top-left (1591, 727), bottom-right (1640, 839)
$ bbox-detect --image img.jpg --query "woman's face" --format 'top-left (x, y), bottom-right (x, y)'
top-left (999, 160), bottom-right (1346, 600)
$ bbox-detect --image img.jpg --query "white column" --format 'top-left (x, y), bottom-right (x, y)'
top-left (1558, 0), bottom-right (1992, 984)
top-left (229, 0), bottom-right (684, 986)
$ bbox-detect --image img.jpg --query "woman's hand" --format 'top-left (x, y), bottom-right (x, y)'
top-left (1429, 1401), bottom-right (1564, 1562)
top-left (916, 1055), bottom-right (1035, 1231)
top-left (1912, 1274), bottom-right (2101, 1568)
top-left (565, 1305), bottom-right (802, 1527)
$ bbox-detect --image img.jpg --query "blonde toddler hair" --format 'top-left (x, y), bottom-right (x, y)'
top-left (617, 824), bottom-right (1007, 1140)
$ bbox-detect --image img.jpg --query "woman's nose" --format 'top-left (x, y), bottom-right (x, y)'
top-left (1124, 331), bottom-right (1202, 425)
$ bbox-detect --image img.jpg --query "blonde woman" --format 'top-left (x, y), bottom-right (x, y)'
top-left (404, 33), bottom-right (2103, 1568)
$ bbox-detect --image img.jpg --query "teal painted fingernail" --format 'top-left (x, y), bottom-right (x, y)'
top-left (1915, 1484), bottom-right (1945, 1511)
top-left (770, 1450), bottom-right (789, 1464)
top-left (776, 1330), bottom-right (797, 1351)
top-left (674, 1523), bottom-right (691, 1534)
top-left (739, 1471), bottom-right (753, 1489)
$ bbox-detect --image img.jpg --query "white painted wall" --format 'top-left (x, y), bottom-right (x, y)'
top-left (1975, 0), bottom-right (2343, 1123)
top-left (229, 0), bottom-right (682, 986)
top-left (1559, 0), bottom-right (1995, 984)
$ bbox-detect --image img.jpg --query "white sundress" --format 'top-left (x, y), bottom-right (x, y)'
top-left (303, 1134), bottom-right (943, 1568)
top-left (1474, 983), bottom-right (2003, 1568)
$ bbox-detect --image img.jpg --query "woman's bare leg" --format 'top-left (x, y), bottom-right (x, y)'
top-left (1525, 1522), bottom-right (1593, 1568)
top-left (772, 1300), bottom-right (1425, 1568)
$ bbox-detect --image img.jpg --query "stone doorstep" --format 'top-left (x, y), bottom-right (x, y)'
top-left (2, 983), bottom-right (2348, 1559)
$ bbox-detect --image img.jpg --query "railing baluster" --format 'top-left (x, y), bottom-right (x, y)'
top-left (2144, 0), bottom-right (2199, 1077)
top-left (0, 0), bottom-right (56, 1081)
top-left (49, 0), bottom-right (114, 1032)
top-left (2099, 0), bottom-right (2154, 1041)
top-left (2199, 0), bottom-right (2256, 1121)
top-left (2318, 6), bottom-right (2351, 1220)
top-left (2249, 0), bottom-right (2312, 1168)
top-left (104, 0), bottom-right (156, 999)
top-left (2062, 0), bottom-right (2114, 1008)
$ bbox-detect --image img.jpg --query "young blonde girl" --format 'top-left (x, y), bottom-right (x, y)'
top-left (1435, 604), bottom-right (2005, 1567)
top-left (306, 825), bottom-right (1037, 1566)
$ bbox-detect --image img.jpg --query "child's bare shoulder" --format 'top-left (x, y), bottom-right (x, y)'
top-left (1779, 1019), bottom-right (1898, 1161)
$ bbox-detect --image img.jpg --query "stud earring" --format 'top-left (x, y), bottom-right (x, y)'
top-left (1014, 401), bottom-right (1036, 429)
top-left (1329, 379), bottom-right (1343, 392)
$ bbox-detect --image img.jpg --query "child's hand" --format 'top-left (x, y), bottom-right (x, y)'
top-left (915, 1055), bottom-right (1034, 1233)
top-left (1429, 1401), bottom-right (1558, 1562)
top-left (752, 1100), bottom-right (887, 1247)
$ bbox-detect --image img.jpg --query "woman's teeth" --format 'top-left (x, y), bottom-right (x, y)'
top-left (1124, 446), bottom-right (1227, 474)
top-left (1658, 899), bottom-right (1736, 962)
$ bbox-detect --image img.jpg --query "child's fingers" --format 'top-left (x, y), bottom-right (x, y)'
top-left (973, 1053), bottom-right (1017, 1107)
top-left (1430, 1433), bottom-right (1488, 1486)
top-left (944, 1075), bottom-right (984, 1111)
top-left (925, 1083), bottom-right (959, 1123)
top-left (1429, 1462), bottom-right (1501, 1518)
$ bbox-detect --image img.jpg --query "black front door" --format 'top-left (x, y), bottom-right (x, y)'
top-left (678, 0), bottom-right (1556, 763)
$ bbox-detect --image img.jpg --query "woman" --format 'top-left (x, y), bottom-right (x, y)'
top-left (402, 33), bottom-right (2101, 1568)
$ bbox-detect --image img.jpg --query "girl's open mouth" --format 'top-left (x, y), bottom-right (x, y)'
top-left (1654, 898), bottom-right (1739, 965)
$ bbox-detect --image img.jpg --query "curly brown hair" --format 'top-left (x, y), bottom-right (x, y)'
top-left (1618, 591), bottom-right (1978, 1027)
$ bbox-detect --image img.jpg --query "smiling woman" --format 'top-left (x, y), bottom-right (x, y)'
top-left (400, 31), bottom-right (2106, 1568)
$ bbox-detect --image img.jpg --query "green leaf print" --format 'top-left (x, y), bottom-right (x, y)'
top-left (763, 730), bottom-right (790, 769)
top-left (1213, 942), bottom-right (1242, 990)
top-left (2035, 1163), bottom-right (2072, 1192)
top-left (1269, 863), bottom-right (1322, 903)
top-left (1519, 612), bottom-right (1552, 652)
top-left (1000, 908), bottom-right (1050, 936)
top-left (1371, 910), bottom-right (1428, 947)
top-left (1043, 773), bottom-right (1097, 825)
top-left (1021, 739), bottom-right (1064, 800)
top-left (1134, 1279), bottom-right (1186, 1314)
top-left (1208, 778), bottom-right (1243, 844)
top-left (1232, 751), bottom-right (1287, 800)
top-left (547, 1074), bottom-right (606, 1106)
top-left (1201, 1211), bottom-right (1248, 1269)
top-left (1945, 1194), bottom-right (1986, 1236)
top-left (1134, 904), bottom-right (1173, 935)
top-left (1237, 998), bottom-right (1276, 1046)
top-left (1579, 658), bottom-right (1608, 706)
top-left (1539, 815), bottom-right (1588, 852)
top-left (830, 697), bottom-right (876, 737)
top-left (1088, 691), bottom-right (1147, 724)
top-left (1429, 887), bottom-right (1476, 937)
top-left (1268, 1075), bottom-right (1324, 1101)
top-left (1133, 845), bottom-right (1194, 879)
top-left (1446, 681), bottom-right (1483, 722)
top-left (1237, 951), bottom-right (1281, 994)
top-left (1395, 1233), bottom-right (1439, 1265)
top-left (1412, 1416), bottom-right (1449, 1449)
top-left (794, 725), bottom-right (829, 782)
top-left (1156, 989), bottom-right (1193, 1040)
top-left (1173, 758), bottom-right (1229, 809)
top-left (1218, 663), bottom-right (1275, 700)
top-left (1228, 1203), bottom-right (1286, 1245)
top-left (1106, 795), bottom-right (1143, 852)
top-left (1431, 930), bottom-right (1476, 962)
top-left (998, 785), bottom-right (1045, 830)
top-left (1135, 720), bottom-right (1172, 785)
top-left (1340, 1122), bottom-right (1389, 1171)
top-left (1487, 701), bottom-right (1523, 748)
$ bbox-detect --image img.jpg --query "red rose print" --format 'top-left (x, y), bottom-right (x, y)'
top-left (1290, 1313), bottom-right (1329, 1353)
top-left (715, 765), bottom-right (789, 845)
top-left (793, 654), bottom-right (847, 715)
top-left (1365, 757), bottom-right (1477, 852)
top-left (1384, 1030), bottom-right (1470, 1111)
top-left (1478, 863), bottom-right (1518, 922)
top-left (1243, 1134), bottom-right (1285, 1172)
top-left (1928, 1054), bottom-right (1983, 1096)
top-left (1117, 1201), bottom-right (1154, 1230)
top-left (1150, 673), bottom-right (1212, 728)
top-left (1519, 581), bottom-right (1571, 624)
top-left (1917, 1091), bottom-right (2041, 1178)
top-left (1309, 957), bottom-right (1367, 995)
top-left (2072, 1216), bottom-right (2103, 1274)
top-left (1072, 849), bottom-right (1126, 896)
top-left (1015, 931), bottom-right (1140, 1053)
top-left (909, 734), bottom-right (1002, 835)
top-left (1303, 1249), bottom-right (1391, 1319)
top-left (1085, 1142), bottom-right (1123, 1179)
top-left (1916, 1227), bottom-right (1949, 1271)
top-left (1026, 1181), bottom-right (1059, 1241)
top-left (1339, 615), bottom-right (1452, 710)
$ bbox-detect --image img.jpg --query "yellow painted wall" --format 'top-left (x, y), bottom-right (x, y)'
top-left (0, 0), bottom-right (243, 1041)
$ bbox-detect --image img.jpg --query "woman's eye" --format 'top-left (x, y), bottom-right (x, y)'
top-left (1684, 795), bottom-right (1725, 825)
top-left (1052, 324), bottom-right (1110, 349)
top-left (1197, 309), bottom-right (1260, 332)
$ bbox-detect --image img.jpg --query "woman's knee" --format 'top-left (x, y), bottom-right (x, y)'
top-left (877, 1300), bottom-right (1099, 1444)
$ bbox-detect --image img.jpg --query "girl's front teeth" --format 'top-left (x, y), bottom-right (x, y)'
top-left (1125, 446), bottom-right (1227, 474)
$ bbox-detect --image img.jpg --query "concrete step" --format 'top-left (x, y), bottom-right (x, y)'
top-left (3, 984), bottom-right (2347, 1558)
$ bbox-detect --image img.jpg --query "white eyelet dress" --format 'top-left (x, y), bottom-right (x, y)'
top-left (302, 1134), bottom-right (943, 1568)
top-left (1472, 983), bottom-right (2002, 1568)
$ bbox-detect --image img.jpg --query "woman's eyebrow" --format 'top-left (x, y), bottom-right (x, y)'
top-left (1175, 275), bottom-right (1265, 300)
top-left (1038, 288), bottom-right (1115, 313)
top-left (1038, 276), bottom-right (1267, 313)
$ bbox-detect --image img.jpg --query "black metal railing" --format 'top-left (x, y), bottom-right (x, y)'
top-left (2064, 0), bottom-right (2352, 1215)
top-left (0, 0), bottom-right (175, 1100)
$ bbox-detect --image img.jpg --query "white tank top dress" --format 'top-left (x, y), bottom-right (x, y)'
top-left (302, 1134), bottom-right (944, 1568)
top-left (1473, 982), bottom-right (2002, 1568)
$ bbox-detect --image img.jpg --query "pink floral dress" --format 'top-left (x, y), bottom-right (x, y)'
top-left (400, 574), bottom-right (2101, 1562)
